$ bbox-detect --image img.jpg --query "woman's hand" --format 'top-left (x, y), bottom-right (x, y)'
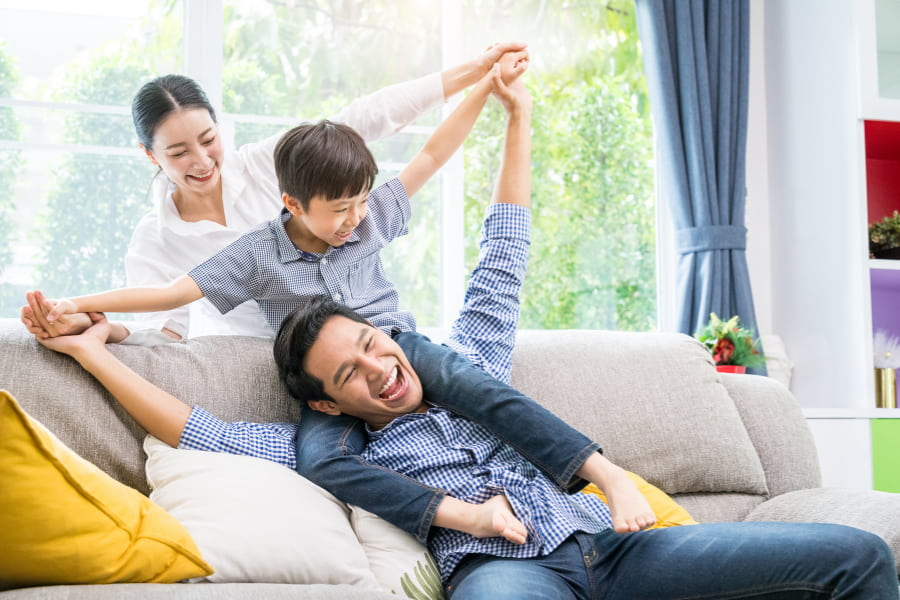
top-left (22, 290), bottom-right (92, 339)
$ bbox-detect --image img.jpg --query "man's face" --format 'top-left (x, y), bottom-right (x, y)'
top-left (304, 316), bottom-right (425, 429)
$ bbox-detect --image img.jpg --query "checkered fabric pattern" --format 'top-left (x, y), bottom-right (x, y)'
top-left (362, 407), bottom-right (613, 581)
top-left (189, 177), bottom-right (416, 335)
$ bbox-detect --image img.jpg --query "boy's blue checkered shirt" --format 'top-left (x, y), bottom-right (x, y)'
top-left (180, 202), bottom-right (531, 463)
top-left (362, 408), bottom-right (613, 581)
top-left (189, 177), bottom-right (415, 335)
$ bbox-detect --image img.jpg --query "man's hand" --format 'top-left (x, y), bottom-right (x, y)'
top-left (22, 290), bottom-right (91, 339)
top-left (490, 65), bottom-right (533, 116)
top-left (477, 41), bottom-right (528, 76)
top-left (467, 494), bottom-right (528, 545)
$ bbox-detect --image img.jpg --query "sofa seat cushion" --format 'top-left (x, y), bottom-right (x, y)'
top-left (0, 391), bottom-right (213, 589)
top-left (745, 487), bottom-right (900, 572)
top-left (510, 330), bottom-right (768, 496)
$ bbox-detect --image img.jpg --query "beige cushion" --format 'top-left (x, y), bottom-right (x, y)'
top-left (143, 436), bottom-right (378, 587)
top-left (510, 330), bottom-right (768, 496)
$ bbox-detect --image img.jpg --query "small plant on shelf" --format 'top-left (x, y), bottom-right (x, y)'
top-left (869, 211), bottom-right (900, 258)
top-left (694, 313), bottom-right (766, 369)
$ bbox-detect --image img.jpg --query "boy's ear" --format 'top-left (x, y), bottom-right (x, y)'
top-left (283, 193), bottom-right (304, 215)
top-left (307, 399), bottom-right (341, 416)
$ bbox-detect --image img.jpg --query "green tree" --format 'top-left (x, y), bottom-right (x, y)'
top-left (0, 43), bottom-right (22, 310)
top-left (462, 0), bottom-right (655, 330)
top-left (32, 55), bottom-right (157, 296)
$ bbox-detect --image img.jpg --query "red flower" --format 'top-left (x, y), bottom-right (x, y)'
top-left (713, 338), bottom-right (735, 364)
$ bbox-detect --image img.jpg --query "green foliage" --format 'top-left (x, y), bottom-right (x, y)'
top-left (33, 54), bottom-right (157, 296)
top-left (398, 553), bottom-right (442, 600)
top-left (869, 210), bottom-right (900, 256)
top-left (694, 313), bottom-right (765, 367)
top-left (0, 43), bottom-right (22, 294)
top-left (463, 0), bottom-right (655, 330)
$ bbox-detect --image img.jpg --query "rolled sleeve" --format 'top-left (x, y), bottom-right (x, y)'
top-left (180, 406), bottom-right (298, 469)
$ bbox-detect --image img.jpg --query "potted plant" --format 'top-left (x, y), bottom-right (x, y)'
top-left (869, 211), bottom-right (900, 259)
top-left (694, 313), bottom-right (766, 374)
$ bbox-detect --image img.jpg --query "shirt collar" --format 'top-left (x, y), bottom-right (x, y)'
top-left (275, 208), bottom-right (356, 263)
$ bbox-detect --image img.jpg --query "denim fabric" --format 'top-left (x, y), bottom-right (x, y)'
top-left (294, 332), bottom-right (601, 542)
top-left (447, 522), bottom-right (898, 600)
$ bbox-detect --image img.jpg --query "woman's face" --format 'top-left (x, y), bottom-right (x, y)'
top-left (143, 108), bottom-right (224, 196)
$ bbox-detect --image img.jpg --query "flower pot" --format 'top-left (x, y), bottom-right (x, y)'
top-left (715, 365), bottom-right (746, 374)
top-left (873, 247), bottom-right (900, 260)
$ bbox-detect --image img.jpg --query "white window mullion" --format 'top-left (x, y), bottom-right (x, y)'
top-left (439, 0), bottom-right (465, 331)
top-left (183, 0), bottom-right (226, 137)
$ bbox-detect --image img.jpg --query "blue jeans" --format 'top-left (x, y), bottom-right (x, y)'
top-left (294, 331), bottom-right (600, 542)
top-left (446, 523), bottom-right (898, 599)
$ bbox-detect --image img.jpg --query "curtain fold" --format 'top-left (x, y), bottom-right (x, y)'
top-left (635, 0), bottom-right (763, 372)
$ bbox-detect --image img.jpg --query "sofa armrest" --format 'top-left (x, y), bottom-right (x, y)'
top-left (745, 487), bottom-right (900, 573)
top-left (720, 373), bottom-right (822, 497)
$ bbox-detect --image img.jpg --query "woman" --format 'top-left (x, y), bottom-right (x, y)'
top-left (23, 42), bottom-right (526, 344)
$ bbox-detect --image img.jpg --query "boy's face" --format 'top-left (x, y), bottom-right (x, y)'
top-left (287, 189), bottom-right (369, 252)
top-left (304, 316), bottom-right (425, 430)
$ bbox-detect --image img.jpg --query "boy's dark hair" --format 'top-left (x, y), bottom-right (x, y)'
top-left (132, 74), bottom-right (217, 150)
top-left (274, 295), bottom-right (371, 404)
top-left (274, 120), bottom-right (378, 209)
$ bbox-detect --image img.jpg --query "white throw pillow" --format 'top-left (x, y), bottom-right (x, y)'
top-left (350, 506), bottom-right (444, 600)
top-left (143, 435), bottom-right (378, 586)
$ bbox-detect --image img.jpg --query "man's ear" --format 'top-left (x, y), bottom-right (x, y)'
top-left (140, 143), bottom-right (158, 166)
top-left (307, 399), bottom-right (342, 416)
top-left (283, 193), bottom-right (304, 215)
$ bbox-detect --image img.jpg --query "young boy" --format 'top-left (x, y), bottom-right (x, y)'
top-left (37, 51), bottom-right (529, 335)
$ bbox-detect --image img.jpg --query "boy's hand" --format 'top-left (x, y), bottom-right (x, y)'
top-left (490, 65), bottom-right (532, 116)
top-left (468, 494), bottom-right (528, 545)
top-left (34, 312), bottom-right (112, 358)
top-left (22, 290), bottom-right (91, 339)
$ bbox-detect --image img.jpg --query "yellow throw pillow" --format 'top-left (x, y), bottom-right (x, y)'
top-left (0, 390), bottom-right (213, 589)
top-left (582, 470), bottom-right (699, 529)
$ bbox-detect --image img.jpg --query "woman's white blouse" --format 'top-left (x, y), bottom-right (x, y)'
top-left (122, 72), bottom-right (443, 343)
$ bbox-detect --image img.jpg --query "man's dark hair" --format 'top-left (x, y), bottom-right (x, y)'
top-left (273, 120), bottom-right (378, 209)
top-left (274, 295), bottom-right (370, 403)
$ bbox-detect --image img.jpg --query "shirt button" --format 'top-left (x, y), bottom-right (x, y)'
top-left (334, 293), bottom-right (342, 301)
top-left (321, 257), bottom-right (327, 265)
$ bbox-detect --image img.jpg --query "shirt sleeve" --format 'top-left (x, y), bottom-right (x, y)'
top-left (123, 213), bottom-right (191, 341)
top-left (445, 203), bottom-right (531, 384)
top-left (179, 406), bottom-right (298, 469)
top-left (366, 178), bottom-right (412, 243)
top-left (188, 234), bottom-right (261, 315)
top-left (329, 72), bottom-right (444, 142)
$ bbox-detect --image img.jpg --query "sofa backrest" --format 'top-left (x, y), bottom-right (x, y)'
top-left (0, 320), bottom-right (820, 520)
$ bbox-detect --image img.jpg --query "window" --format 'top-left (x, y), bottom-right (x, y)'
top-left (0, 0), bottom-right (655, 332)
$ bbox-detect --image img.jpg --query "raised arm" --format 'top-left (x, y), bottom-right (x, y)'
top-left (331, 42), bottom-right (528, 142)
top-left (397, 50), bottom-right (529, 199)
top-left (43, 275), bottom-right (203, 329)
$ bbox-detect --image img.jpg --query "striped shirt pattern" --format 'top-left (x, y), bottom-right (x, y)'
top-left (362, 407), bottom-right (613, 581)
top-left (189, 176), bottom-right (416, 335)
top-left (179, 203), bottom-right (531, 467)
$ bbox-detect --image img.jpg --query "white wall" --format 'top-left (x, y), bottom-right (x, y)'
top-left (746, 0), bottom-right (871, 409)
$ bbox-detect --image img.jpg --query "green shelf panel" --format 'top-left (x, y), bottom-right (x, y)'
top-left (872, 419), bottom-right (900, 492)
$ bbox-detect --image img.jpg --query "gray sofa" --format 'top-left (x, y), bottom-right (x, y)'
top-left (2, 318), bottom-right (899, 598)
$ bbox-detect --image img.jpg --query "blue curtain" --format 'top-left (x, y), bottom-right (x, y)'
top-left (635, 0), bottom-right (763, 370)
